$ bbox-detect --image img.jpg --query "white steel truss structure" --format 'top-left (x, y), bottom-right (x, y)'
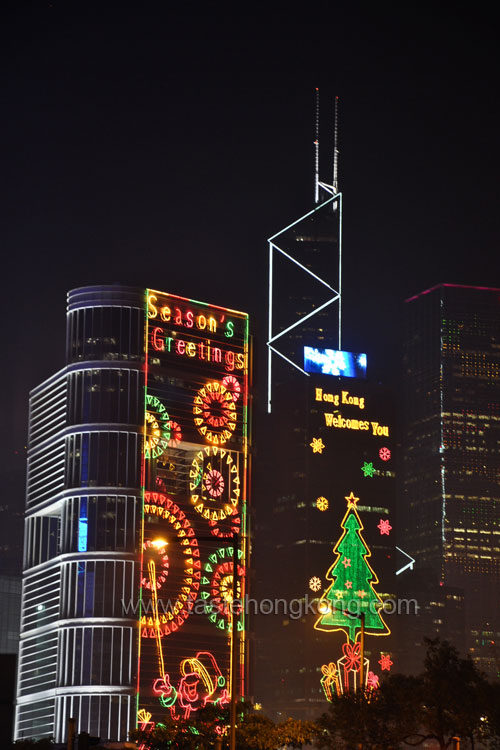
top-left (267, 183), bottom-right (342, 412)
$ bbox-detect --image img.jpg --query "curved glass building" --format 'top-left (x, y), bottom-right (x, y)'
top-left (15, 286), bottom-right (250, 742)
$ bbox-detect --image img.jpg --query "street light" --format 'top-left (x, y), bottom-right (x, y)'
top-left (151, 538), bottom-right (168, 548)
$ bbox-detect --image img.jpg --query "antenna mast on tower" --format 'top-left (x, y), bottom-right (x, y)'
top-left (333, 95), bottom-right (339, 194)
top-left (267, 92), bottom-right (343, 412)
top-left (314, 87), bottom-right (320, 204)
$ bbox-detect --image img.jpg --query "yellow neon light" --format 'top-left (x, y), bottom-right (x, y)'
top-left (323, 413), bottom-right (390, 436)
top-left (137, 709), bottom-right (152, 725)
top-left (314, 492), bottom-right (390, 642)
top-left (345, 491), bottom-right (359, 507)
top-left (310, 437), bottom-right (325, 454)
top-left (315, 388), bottom-right (365, 410)
top-left (309, 576), bottom-right (322, 592)
top-left (144, 394), bottom-right (170, 458)
top-left (179, 656), bottom-right (215, 698)
top-left (316, 496), bottom-right (329, 511)
top-left (189, 446), bottom-right (240, 521)
top-left (151, 538), bottom-right (168, 548)
top-left (193, 382), bottom-right (236, 445)
top-left (147, 288), bottom-right (249, 318)
top-left (320, 662), bottom-right (340, 701)
top-left (148, 559), bottom-right (166, 681)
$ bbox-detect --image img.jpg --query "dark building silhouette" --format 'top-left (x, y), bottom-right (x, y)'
top-left (402, 283), bottom-right (500, 674)
top-left (257, 188), bottom-right (399, 718)
top-left (255, 371), bottom-right (397, 719)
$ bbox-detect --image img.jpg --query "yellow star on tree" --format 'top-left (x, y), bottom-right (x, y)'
top-left (345, 491), bottom-right (359, 508)
top-left (310, 437), bottom-right (325, 454)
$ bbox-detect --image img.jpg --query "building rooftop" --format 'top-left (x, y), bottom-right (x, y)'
top-left (405, 283), bottom-right (500, 303)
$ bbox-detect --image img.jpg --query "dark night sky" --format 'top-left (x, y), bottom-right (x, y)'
top-left (1, 3), bottom-right (500, 494)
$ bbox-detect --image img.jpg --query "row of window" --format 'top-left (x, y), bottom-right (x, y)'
top-left (67, 306), bottom-right (144, 363)
top-left (24, 496), bottom-right (141, 569)
top-left (58, 626), bottom-right (135, 688)
top-left (61, 559), bottom-right (138, 619)
top-left (67, 369), bottom-right (144, 426)
top-left (66, 432), bottom-right (142, 489)
top-left (54, 693), bottom-right (134, 742)
top-left (63, 495), bottom-right (141, 553)
top-left (18, 632), bottom-right (58, 697)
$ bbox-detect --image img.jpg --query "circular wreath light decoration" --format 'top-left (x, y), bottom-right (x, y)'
top-left (221, 374), bottom-right (241, 403)
top-left (145, 394), bottom-right (171, 459)
top-left (141, 539), bottom-right (169, 590)
top-left (167, 420), bottom-right (182, 448)
top-left (208, 505), bottom-right (241, 538)
top-left (201, 546), bottom-right (245, 632)
top-left (193, 382), bottom-right (236, 445)
top-left (141, 491), bottom-right (200, 638)
top-left (189, 446), bottom-right (240, 522)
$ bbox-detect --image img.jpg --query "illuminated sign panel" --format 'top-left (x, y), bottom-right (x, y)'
top-left (139, 290), bottom-right (250, 728)
top-left (305, 376), bottom-right (396, 696)
top-left (304, 346), bottom-right (367, 378)
top-left (313, 387), bottom-right (389, 436)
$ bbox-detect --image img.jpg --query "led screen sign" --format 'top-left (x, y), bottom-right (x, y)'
top-left (304, 346), bottom-right (367, 378)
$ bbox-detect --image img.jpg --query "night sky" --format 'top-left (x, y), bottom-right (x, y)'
top-left (2, 3), bottom-right (500, 509)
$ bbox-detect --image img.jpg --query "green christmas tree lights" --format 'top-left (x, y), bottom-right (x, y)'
top-left (314, 492), bottom-right (389, 642)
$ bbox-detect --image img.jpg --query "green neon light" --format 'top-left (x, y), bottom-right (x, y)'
top-left (361, 461), bottom-right (375, 478)
top-left (136, 288), bottom-right (150, 726)
top-left (314, 494), bottom-right (390, 642)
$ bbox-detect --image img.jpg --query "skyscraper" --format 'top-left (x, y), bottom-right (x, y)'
top-left (255, 371), bottom-right (397, 718)
top-left (259, 153), bottom-right (398, 715)
top-left (15, 285), bottom-right (250, 741)
top-left (402, 283), bottom-right (500, 671)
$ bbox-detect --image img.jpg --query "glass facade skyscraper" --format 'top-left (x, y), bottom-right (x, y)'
top-left (402, 283), bottom-right (500, 669)
top-left (15, 286), bottom-right (250, 741)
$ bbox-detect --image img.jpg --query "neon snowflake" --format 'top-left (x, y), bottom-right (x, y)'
top-left (316, 496), bottom-right (329, 511)
top-left (377, 519), bottom-right (392, 536)
top-left (309, 576), bottom-right (322, 592)
top-left (361, 461), bottom-right (375, 478)
top-left (379, 446), bottom-right (391, 462)
top-left (310, 437), bottom-right (325, 454)
top-left (378, 653), bottom-right (393, 671)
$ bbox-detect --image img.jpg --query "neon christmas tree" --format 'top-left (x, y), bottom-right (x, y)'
top-left (314, 492), bottom-right (389, 642)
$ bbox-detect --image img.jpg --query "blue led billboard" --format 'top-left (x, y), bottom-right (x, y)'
top-left (304, 347), bottom-right (367, 378)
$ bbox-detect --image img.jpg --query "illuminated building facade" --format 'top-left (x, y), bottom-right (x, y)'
top-left (260, 149), bottom-right (396, 715)
top-left (15, 286), bottom-right (250, 741)
top-left (402, 283), bottom-right (500, 671)
top-left (255, 370), bottom-right (397, 718)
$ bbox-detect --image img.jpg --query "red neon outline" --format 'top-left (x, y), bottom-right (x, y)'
top-left (148, 288), bottom-right (249, 317)
top-left (405, 282), bottom-right (500, 303)
top-left (141, 491), bottom-right (200, 638)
